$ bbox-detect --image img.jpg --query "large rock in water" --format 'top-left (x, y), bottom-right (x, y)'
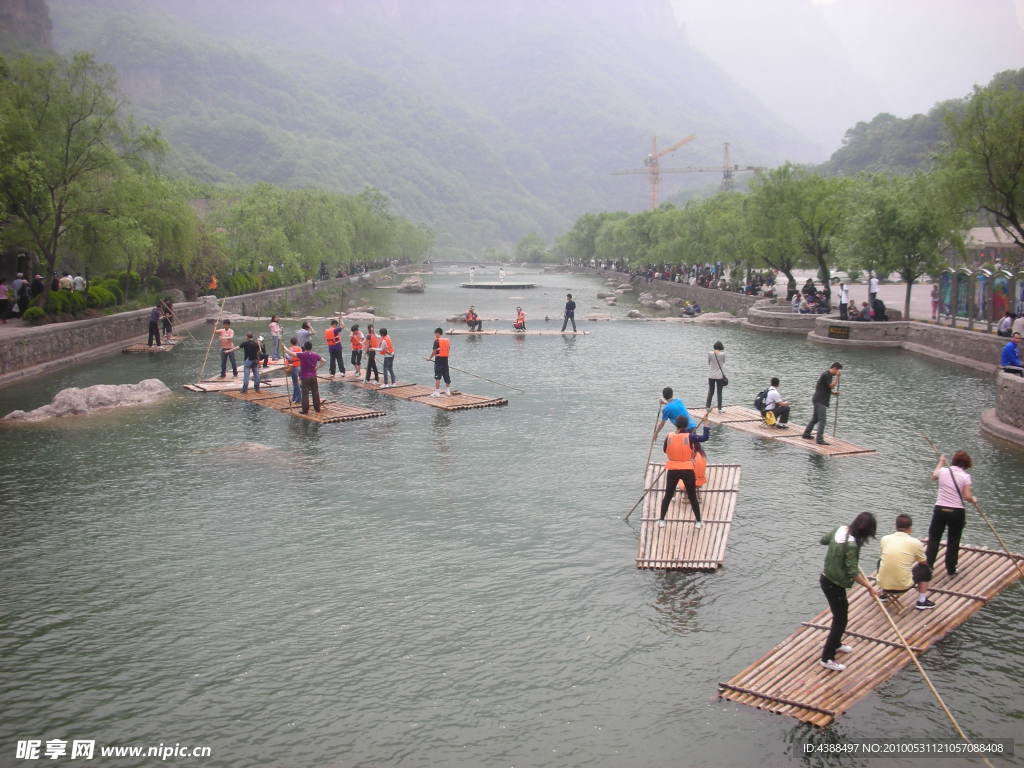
top-left (4, 379), bottom-right (172, 422)
top-left (396, 276), bottom-right (425, 293)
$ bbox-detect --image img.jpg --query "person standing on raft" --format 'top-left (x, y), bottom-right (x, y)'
top-left (658, 414), bottom-right (710, 529)
top-left (364, 324), bottom-right (381, 384)
top-left (926, 451), bottom-right (976, 577)
top-left (349, 324), bottom-right (365, 377)
top-left (324, 319), bottom-right (346, 377)
top-left (215, 319), bottom-right (238, 378)
top-left (652, 387), bottom-right (696, 442)
top-left (379, 328), bottom-right (396, 387)
top-left (284, 336), bottom-right (302, 403)
top-left (818, 512), bottom-right (881, 672)
top-left (802, 362), bottom-right (842, 445)
top-left (706, 340), bottom-right (727, 412)
top-left (561, 293), bottom-right (577, 332)
top-left (427, 327), bottom-right (452, 397)
top-left (297, 342), bottom-right (324, 414)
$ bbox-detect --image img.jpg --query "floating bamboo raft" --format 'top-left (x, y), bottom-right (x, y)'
top-left (336, 379), bottom-right (506, 411)
top-left (635, 462), bottom-right (742, 571)
top-left (221, 390), bottom-right (384, 423)
top-left (184, 378), bottom-right (287, 393)
top-left (719, 543), bottom-right (1024, 726)
top-left (459, 281), bottom-right (536, 289)
top-left (122, 335), bottom-right (183, 353)
top-left (446, 329), bottom-right (589, 336)
top-left (704, 405), bottom-right (876, 457)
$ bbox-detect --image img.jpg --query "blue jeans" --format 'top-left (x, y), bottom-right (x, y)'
top-left (220, 349), bottom-right (238, 376)
top-left (289, 368), bottom-right (301, 403)
top-left (382, 356), bottom-right (395, 384)
top-left (241, 359), bottom-right (261, 393)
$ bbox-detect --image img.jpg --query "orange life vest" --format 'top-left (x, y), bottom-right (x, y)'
top-left (288, 345), bottom-right (301, 369)
top-left (435, 337), bottom-right (450, 357)
top-left (366, 332), bottom-right (379, 351)
top-left (381, 336), bottom-right (394, 355)
top-left (665, 432), bottom-right (695, 470)
top-left (466, 310), bottom-right (478, 322)
top-left (350, 331), bottom-right (364, 350)
top-left (693, 448), bottom-right (708, 487)
top-left (324, 327), bottom-right (340, 346)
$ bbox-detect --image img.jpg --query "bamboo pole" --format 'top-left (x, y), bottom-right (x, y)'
top-left (859, 568), bottom-right (995, 768)
top-left (199, 294), bottom-right (229, 379)
top-left (920, 434), bottom-right (1024, 583)
top-left (424, 359), bottom-right (525, 392)
top-left (644, 401), bottom-right (663, 492)
top-left (624, 467), bottom-right (664, 522)
top-left (831, 369), bottom-right (842, 437)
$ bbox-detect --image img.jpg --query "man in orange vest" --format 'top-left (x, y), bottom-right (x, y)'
top-left (364, 324), bottom-right (381, 384)
top-left (324, 319), bottom-right (346, 377)
top-left (512, 306), bottom-right (526, 331)
top-left (659, 414), bottom-right (711, 529)
top-left (427, 327), bottom-right (452, 396)
top-left (379, 328), bottom-right (396, 387)
top-left (283, 336), bottom-right (303, 403)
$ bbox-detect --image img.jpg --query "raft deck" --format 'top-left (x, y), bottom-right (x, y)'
top-left (719, 544), bottom-right (1024, 726)
top-left (184, 378), bottom-right (287, 393)
top-left (221, 390), bottom-right (384, 423)
top-left (446, 329), bottom-right (589, 336)
top-left (327, 376), bottom-right (507, 411)
top-left (459, 281), bottom-right (536, 289)
top-left (635, 462), bottom-right (742, 571)
top-left (704, 405), bottom-right (876, 457)
top-left (122, 335), bottom-right (183, 353)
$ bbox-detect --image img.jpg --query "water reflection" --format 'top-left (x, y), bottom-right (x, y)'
top-left (650, 571), bottom-right (703, 634)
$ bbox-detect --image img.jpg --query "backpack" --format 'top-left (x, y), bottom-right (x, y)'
top-left (753, 388), bottom-right (768, 413)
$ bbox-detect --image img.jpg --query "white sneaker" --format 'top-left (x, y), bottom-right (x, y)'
top-left (694, 521), bottom-right (703, 529)
top-left (836, 644), bottom-right (853, 654)
top-left (657, 520), bottom-right (667, 528)
top-left (429, 391), bottom-right (442, 397)
top-left (819, 659), bottom-right (846, 672)
top-left (444, 389), bottom-right (452, 396)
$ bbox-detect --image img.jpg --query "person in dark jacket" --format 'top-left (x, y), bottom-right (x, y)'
top-left (560, 293), bottom-right (577, 332)
top-left (802, 362), bottom-right (842, 445)
top-left (819, 512), bottom-right (881, 671)
top-left (146, 303), bottom-right (162, 347)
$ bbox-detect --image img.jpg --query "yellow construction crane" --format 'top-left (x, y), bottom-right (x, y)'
top-left (613, 140), bottom-right (764, 208)
top-left (611, 134), bottom-right (696, 210)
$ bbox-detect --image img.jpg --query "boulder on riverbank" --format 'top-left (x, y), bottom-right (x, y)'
top-left (4, 379), bottom-right (172, 422)
top-left (396, 276), bottom-right (425, 293)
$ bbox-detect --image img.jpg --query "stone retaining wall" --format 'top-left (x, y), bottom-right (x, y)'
top-left (220, 272), bottom-right (388, 317)
top-left (745, 302), bottom-right (822, 333)
top-left (807, 317), bottom-right (1004, 372)
top-left (626, 276), bottom-right (762, 316)
top-left (980, 372), bottom-right (1024, 450)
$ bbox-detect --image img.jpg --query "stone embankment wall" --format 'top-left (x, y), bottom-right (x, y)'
top-left (0, 271), bottom-right (391, 388)
top-left (981, 373), bottom-right (1024, 449)
top-left (807, 318), bottom-right (1004, 372)
top-left (623, 276), bottom-right (762, 316)
top-left (0, 300), bottom-right (214, 385)
top-left (743, 303), bottom-right (819, 334)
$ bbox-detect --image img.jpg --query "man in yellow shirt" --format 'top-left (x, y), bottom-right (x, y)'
top-left (877, 514), bottom-right (934, 610)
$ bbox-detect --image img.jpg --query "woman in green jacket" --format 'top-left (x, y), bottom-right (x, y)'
top-left (819, 512), bottom-right (881, 671)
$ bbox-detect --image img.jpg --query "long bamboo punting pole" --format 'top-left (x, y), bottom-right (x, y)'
top-left (624, 467), bottom-right (664, 522)
top-left (919, 433), bottom-right (1024, 584)
top-left (858, 568), bottom-right (995, 768)
top-left (199, 294), bottom-right (229, 378)
top-left (831, 369), bottom-right (842, 437)
top-left (643, 402), bottom-right (663, 492)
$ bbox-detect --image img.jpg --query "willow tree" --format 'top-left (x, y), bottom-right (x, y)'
top-left (747, 168), bottom-right (807, 298)
top-left (0, 53), bottom-right (164, 299)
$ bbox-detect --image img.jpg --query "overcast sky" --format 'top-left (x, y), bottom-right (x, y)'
top-left (673, 0), bottom-right (1024, 157)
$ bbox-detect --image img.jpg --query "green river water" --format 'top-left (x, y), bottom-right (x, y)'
top-left (1, 270), bottom-right (1022, 768)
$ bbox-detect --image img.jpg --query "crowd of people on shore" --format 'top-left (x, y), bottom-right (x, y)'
top-left (0, 272), bottom-right (84, 321)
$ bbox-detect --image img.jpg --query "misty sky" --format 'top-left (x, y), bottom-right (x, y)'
top-left (674, 0), bottom-right (1024, 156)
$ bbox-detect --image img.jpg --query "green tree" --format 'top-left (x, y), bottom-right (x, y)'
top-left (940, 71), bottom-right (1024, 247)
top-left (844, 173), bottom-right (965, 319)
top-left (0, 53), bottom-right (164, 299)
top-left (515, 232), bottom-right (548, 262)
top-left (746, 168), bottom-right (807, 298)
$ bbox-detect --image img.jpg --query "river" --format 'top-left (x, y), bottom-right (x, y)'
top-left (1, 269), bottom-right (1021, 767)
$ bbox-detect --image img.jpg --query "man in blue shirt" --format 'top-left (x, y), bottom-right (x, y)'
top-left (1001, 332), bottom-right (1022, 375)
top-left (652, 386), bottom-right (697, 442)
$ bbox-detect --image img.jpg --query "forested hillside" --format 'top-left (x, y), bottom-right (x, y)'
top-left (820, 69), bottom-right (1024, 176)
top-left (44, 0), bottom-right (809, 256)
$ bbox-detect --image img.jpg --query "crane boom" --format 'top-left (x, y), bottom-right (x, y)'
top-left (655, 134), bottom-right (696, 159)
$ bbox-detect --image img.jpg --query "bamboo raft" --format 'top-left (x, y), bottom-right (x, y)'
top-left (184, 378), bottom-right (287, 393)
top-left (122, 335), bottom-right (183, 353)
top-left (635, 462), bottom-right (742, 570)
top-left (459, 281), bottom-right (536, 289)
top-left (719, 543), bottom-right (1024, 726)
top-left (327, 377), bottom-right (507, 411)
top-left (704, 405), bottom-right (876, 457)
top-left (220, 390), bottom-right (385, 423)
top-left (446, 329), bottom-right (590, 336)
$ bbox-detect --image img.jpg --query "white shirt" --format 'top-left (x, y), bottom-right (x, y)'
top-left (72, 276), bottom-right (86, 291)
top-left (869, 277), bottom-right (879, 293)
top-left (1014, 316), bottom-right (1024, 336)
top-left (708, 351), bottom-right (726, 379)
top-left (935, 466), bottom-right (972, 508)
top-left (764, 386), bottom-right (783, 411)
top-left (840, 286), bottom-right (849, 303)
top-left (998, 316), bottom-right (1012, 332)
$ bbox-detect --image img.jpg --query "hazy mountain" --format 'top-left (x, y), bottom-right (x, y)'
top-left (42, 0), bottom-right (810, 254)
